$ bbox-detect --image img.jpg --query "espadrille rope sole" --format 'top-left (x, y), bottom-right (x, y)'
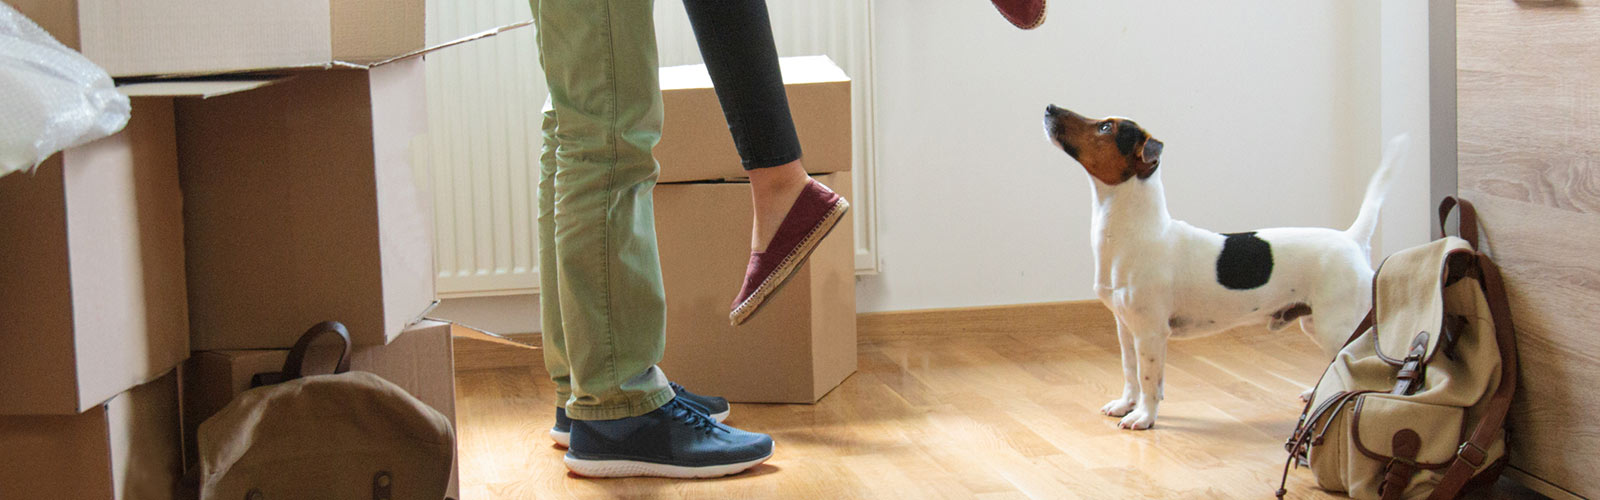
top-left (729, 198), bottom-right (850, 326)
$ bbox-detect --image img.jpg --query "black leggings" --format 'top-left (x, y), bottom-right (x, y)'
top-left (683, 0), bottom-right (803, 170)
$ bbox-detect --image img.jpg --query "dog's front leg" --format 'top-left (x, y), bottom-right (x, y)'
top-left (1119, 330), bottom-right (1168, 430)
top-left (1100, 318), bottom-right (1139, 417)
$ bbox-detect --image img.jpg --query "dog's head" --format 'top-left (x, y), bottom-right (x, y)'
top-left (1043, 105), bottom-right (1164, 186)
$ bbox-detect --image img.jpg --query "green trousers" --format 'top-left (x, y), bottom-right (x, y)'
top-left (533, 0), bottom-right (674, 420)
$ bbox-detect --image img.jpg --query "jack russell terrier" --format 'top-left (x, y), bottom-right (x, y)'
top-left (1042, 105), bottom-right (1407, 430)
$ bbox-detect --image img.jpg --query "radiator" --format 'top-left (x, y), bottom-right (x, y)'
top-left (420, 0), bottom-right (877, 298)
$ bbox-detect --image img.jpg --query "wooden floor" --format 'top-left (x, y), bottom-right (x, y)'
top-left (454, 308), bottom-right (1546, 499)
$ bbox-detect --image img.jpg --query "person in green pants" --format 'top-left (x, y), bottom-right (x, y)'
top-left (532, 0), bottom-right (782, 479)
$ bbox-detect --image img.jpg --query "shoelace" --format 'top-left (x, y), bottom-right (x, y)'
top-left (665, 399), bottom-right (722, 435)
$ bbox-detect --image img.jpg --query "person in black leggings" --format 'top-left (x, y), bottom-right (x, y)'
top-left (691, 0), bottom-right (1045, 325)
top-left (683, 0), bottom-right (853, 326)
top-left (684, 1), bottom-right (803, 171)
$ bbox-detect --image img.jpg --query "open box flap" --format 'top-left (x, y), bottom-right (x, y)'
top-left (111, 19), bottom-right (534, 79)
top-left (117, 78), bottom-right (290, 99)
top-left (351, 19), bottom-right (536, 69)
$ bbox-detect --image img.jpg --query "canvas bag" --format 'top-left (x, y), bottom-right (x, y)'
top-left (196, 322), bottom-right (456, 500)
top-left (1277, 197), bottom-right (1519, 500)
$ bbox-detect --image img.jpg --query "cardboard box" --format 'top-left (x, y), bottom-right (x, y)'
top-left (0, 96), bottom-right (190, 415)
top-left (177, 58), bottom-right (436, 349)
top-left (8, 0), bottom-right (433, 77)
top-left (182, 320), bottom-right (461, 498)
top-left (0, 370), bottom-right (182, 499)
top-left (652, 173), bottom-right (857, 403)
top-left (657, 55), bottom-right (853, 183)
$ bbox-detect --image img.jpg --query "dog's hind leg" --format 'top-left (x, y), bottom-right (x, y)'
top-left (1295, 279), bottom-right (1374, 402)
top-left (1100, 318), bottom-right (1139, 417)
top-left (1306, 282), bottom-right (1372, 360)
top-left (1120, 328), bottom-right (1168, 430)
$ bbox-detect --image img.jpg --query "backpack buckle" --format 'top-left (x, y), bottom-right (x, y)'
top-left (1458, 442), bottom-right (1488, 468)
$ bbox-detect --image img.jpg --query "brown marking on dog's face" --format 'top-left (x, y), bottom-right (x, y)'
top-left (1043, 105), bottom-right (1164, 185)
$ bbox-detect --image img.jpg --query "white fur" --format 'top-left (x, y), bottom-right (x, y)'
top-left (1080, 135), bottom-right (1409, 430)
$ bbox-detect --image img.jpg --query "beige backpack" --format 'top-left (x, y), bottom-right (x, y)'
top-left (196, 322), bottom-right (456, 500)
top-left (1277, 198), bottom-right (1518, 500)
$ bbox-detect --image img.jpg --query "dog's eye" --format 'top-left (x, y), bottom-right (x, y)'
top-left (1098, 122), bottom-right (1113, 133)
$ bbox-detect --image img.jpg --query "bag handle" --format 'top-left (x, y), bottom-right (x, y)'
top-left (250, 321), bottom-right (354, 388)
top-left (1342, 309), bottom-right (1376, 349)
top-left (1427, 254), bottom-right (1519, 500)
top-left (1438, 196), bottom-right (1481, 250)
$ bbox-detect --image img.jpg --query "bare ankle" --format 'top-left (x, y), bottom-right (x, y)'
top-left (748, 161), bottom-right (808, 196)
top-left (748, 161), bottom-right (810, 252)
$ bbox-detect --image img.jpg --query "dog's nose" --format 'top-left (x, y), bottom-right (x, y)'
top-left (1046, 104), bottom-right (1062, 116)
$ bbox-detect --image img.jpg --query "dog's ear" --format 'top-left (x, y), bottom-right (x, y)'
top-left (1133, 137), bottom-right (1164, 179)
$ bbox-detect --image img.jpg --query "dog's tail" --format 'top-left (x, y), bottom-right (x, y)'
top-left (1345, 134), bottom-right (1411, 249)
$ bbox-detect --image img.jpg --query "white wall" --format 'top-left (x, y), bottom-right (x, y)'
top-left (1380, 0), bottom-right (1436, 256)
top-left (857, 0), bottom-right (1430, 313)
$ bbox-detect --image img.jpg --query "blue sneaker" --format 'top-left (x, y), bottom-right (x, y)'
top-left (551, 383), bottom-right (730, 448)
top-left (551, 407), bottom-right (573, 447)
top-left (563, 397), bottom-right (774, 478)
top-left (670, 382), bottom-right (731, 422)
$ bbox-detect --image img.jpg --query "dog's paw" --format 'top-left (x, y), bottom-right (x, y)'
top-left (1299, 389), bottom-right (1314, 403)
top-left (1100, 398), bottom-right (1136, 417)
top-left (1118, 409), bottom-right (1156, 430)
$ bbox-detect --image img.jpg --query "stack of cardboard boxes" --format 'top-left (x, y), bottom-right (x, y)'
top-left (0, 2), bottom-right (522, 497)
top-left (653, 56), bottom-right (859, 404)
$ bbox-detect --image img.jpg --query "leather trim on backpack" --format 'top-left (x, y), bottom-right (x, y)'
top-left (1371, 246), bottom-right (1477, 368)
top-left (1426, 253), bottom-right (1519, 500)
top-left (1379, 429), bottom-right (1422, 500)
top-left (1349, 396), bottom-right (1455, 470)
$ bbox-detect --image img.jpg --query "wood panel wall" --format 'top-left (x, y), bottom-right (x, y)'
top-left (1456, 1), bottom-right (1600, 497)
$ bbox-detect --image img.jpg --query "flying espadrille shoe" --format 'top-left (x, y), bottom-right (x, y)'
top-left (729, 179), bottom-right (849, 326)
top-left (991, 0), bottom-right (1047, 30)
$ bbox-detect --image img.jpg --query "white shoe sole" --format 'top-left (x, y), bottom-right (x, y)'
top-left (550, 428), bottom-right (570, 448)
top-left (563, 448), bottom-right (773, 479)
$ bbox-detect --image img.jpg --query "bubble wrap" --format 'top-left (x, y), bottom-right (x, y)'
top-left (0, 1), bottom-right (130, 178)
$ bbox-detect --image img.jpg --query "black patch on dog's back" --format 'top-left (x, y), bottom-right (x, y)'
top-left (1217, 232), bottom-right (1273, 290)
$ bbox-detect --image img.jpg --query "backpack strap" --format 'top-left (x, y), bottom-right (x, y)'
top-left (1438, 196), bottom-right (1480, 251)
top-left (250, 321), bottom-right (354, 388)
top-left (1343, 310), bottom-right (1376, 350)
top-left (1427, 254), bottom-right (1518, 500)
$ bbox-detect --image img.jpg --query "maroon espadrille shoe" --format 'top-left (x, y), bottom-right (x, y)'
top-left (991, 0), bottom-right (1047, 30)
top-left (730, 179), bottom-right (850, 326)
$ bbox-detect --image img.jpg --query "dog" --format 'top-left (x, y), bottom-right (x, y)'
top-left (1042, 105), bottom-right (1408, 430)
